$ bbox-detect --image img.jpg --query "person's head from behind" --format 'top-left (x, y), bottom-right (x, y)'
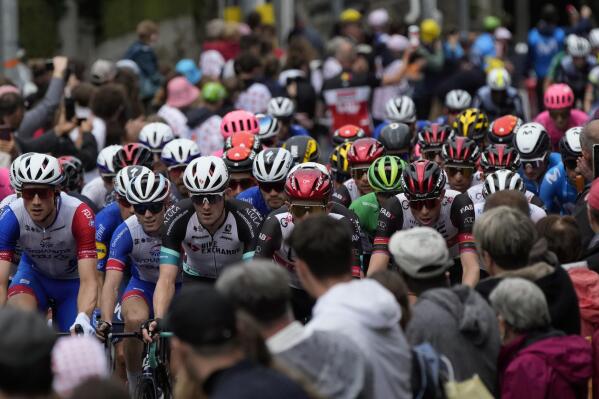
top-left (334, 37), bottom-right (357, 69)
top-left (483, 189), bottom-right (530, 216)
top-left (288, 215), bottom-right (353, 298)
top-left (474, 206), bottom-right (537, 274)
top-left (137, 19), bottom-right (159, 44)
top-left (234, 51), bottom-right (262, 80)
top-left (540, 4), bottom-right (558, 25)
top-left (369, 270), bottom-right (412, 329)
top-left (490, 278), bottom-right (551, 343)
top-left (216, 261), bottom-right (292, 334)
top-left (0, 91), bottom-right (25, 129)
top-left (389, 227), bottom-right (452, 296)
top-left (0, 307), bottom-right (55, 397)
top-left (579, 120), bottom-right (599, 181)
top-left (536, 215), bottom-right (581, 265)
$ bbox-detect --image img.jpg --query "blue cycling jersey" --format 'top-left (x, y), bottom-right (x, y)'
top-left (539, 163), bottom-right (578, 215)
top-left (290, 124), bottom-right (310, 137)
top-left (528, 27), bottom-right (565, 78)
top-left (95, 202), bottom-right (123, 272)
top-left (237, 186), bottom-right (271, 218)
top-left (373, 120), bottom-right (429, 139)
top-left (519, 152), bottom-right (562, 196)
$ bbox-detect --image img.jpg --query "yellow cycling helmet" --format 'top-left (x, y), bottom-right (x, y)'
top-left (452, 108), bottom-right (489, 142)
top-left (340, 8), bottom-right (362, 23)
top-left (420, 19), bottom-right (441, 44)
top-left (329, 142), bottom-right (352, 182)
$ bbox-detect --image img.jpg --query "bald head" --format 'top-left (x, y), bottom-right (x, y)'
top-left (580, 119), bottom-right (599, 154)
top-left (335, 38), bottom-right (357, 68)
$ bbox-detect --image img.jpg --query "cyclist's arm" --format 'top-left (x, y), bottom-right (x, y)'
top-left (368, 196), bottom-right (404, 276)
top-left (539, 169), bottom-right (560, 214)
top-left (331, 185), bottom-right (351, 208)
top-left (100, 222), bottom-right (130, 322)
top-left (73, 204), bottom-right (98, 316)
top-left (341, 215), bottom-right (363, 278)
top-left (232, 200), bottom-right (264, 260)
top-left (154, 263), bottom-right (179, 319)
top-left (451, 193), bottom-right (478, 286)
top-left (254, 214), bottom-right (283, 260)
top-left (0, 207), bottom-right (20, 304)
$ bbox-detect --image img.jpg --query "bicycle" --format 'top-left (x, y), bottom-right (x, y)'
top-left (108, 330), bottom-right (173, 399)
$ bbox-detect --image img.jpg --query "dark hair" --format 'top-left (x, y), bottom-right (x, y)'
top-left (235, 52), bottom-right (262, 75)
top-left (288, 215), bottom-right (353, 279)
top-left (72, 82), bottom-right (97, 107)
top-left (91, 84), bottom-right (128, 145)
top-left (239, 34), bottom-right (261, 52)
top-left (536, 215), bottom-right (582, 264)
top-left (69, 377), bottom-right (129, 399)
top-left (114, 68), bottom-right (143, 118)
top-left (369, 270), bottom-right (412, 329)
top-left (483, 190), bottom-right (529, 216)
top-left (0, 92), bottom-right (25, 119)
top-left (0, 353), bottom-right (53, 395)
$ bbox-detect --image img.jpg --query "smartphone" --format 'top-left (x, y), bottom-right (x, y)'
top-left (0, 125), bottom-right (12, 141)
top-left (64, 97), bottom-right (75, 121)
top-left (593, 144), bottom-right (599, 179)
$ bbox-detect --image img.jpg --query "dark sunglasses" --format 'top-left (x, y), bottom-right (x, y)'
top-left (563, 158), bottom-right (578, 170)
top-left (351, 168), bottom-right (369, 180)
top-left (422, 150), bottom-right (441, 161)
top-left (446, 166), bottom-right (474, 178)
top-left (167, 165), bottom-right (186, 177)
top-left (229, 178), bottom-right (255, 191)
top-left (21, 187), bottom-right (55, 201)
top-left (117, 195), bottom-right (131, 208)
top-left (133, 202), bottom-right (165, 215)
top-left (290, 204), bottom-right (326, 219)
top-left (409, 198), bottom-right (440, 210)
top-left (191, 193), bottom-right (224, 206)
top-left (521, 154), bottom-right (547, 169)
top-left (549, 109), bottom-right (570, 120)
top-left (259, 181), bottom-right (286, 193)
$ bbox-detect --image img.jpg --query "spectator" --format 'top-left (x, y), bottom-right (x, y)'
top-left (390, 227), bottom-right (500, 393)
top-left (536, 215), bottom-right (583, 266)
top-left (474, 206), bottom-right (582, 335)
top-left (90, 59), bottom-right (117, 86)
top-left (90, 83), bottom-right (130, 146)
top-left (413, 19), bottom-right (444, 120)
top-left (124, 19), bottom-right (163, 102)
top-left (583, 179), bottom-right (599, 270)
top-left (484, 189), bottom-right (537, 217)
top-left (491, 278), bottom-right (591, 398)
top-left (234, 52), bottom-right (272, 113)
top-left (188, 82), bottom-right (228, 155)
top-left (165, 286), bottom-right (310, 398)
top-left (216, 260), bottom-right (367, 399)
top-left (69, 378), bottom-right (129, 399)
top-left (369, 270), bottom-right (412, 330)
top-left (288, 215), bottom-right (412, 398)
top-left (472, 16), bottom-right (501, 65)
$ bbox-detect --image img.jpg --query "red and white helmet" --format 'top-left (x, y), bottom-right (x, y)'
top-left (348, 138), bottom-right (385, 165)
top-left (285, 169), bottom-right (331, 201)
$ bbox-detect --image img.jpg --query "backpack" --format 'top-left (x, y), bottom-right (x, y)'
top-left (411, 343), bottom-right (451, 399)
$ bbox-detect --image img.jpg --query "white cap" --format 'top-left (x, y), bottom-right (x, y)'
top-left (494, 27), bottom-right (512, 40)
top-left (368, 9), bottom-right (389, 27)
top-left (387, 35), bottom-right (409, 52)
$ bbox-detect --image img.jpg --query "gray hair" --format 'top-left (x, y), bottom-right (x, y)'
top-left (473, 206), bottom-right (537, 269)
top-left (580, 119), bottom-right (599, 154)
top-left (216, 260), bottom-right (291, 324)
top-left (489, 277), bottom-right (551, 332)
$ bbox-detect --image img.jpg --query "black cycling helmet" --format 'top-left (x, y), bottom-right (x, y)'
top-left (401, 160), bottom-right (446, 200)
top-left (282, 136), bottom-right (320, 164)
top-left (223, 146), bottom-right (256, 173)
top-left (417, 124), bottom-right (454, 152)
top-left (379, 123), bottom-right (412, 155)
top-left (58, 156), bottom-right (84, 192)
top-left (113, 143), bottom-right (154, 171)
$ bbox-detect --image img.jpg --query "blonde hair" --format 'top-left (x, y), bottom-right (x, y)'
top-left (136, 20), bottom-right (159, 42)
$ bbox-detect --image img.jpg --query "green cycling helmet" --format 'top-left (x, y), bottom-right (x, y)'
top-left (367, 155), bottom-right (407, 192)
top-left (202, 82), bottom-right (227, 103)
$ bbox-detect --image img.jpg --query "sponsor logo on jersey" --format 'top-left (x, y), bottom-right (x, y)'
top-left (96, 242), bottom-right (107, 260)
top-left (223, 224), bottom-right (232, 234)
top-left (459, 204), bottom-right (473, 214)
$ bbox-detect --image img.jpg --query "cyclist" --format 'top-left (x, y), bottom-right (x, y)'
top-left (161, 138), bottom-right (201, 199)
top-left (417, 123), bottom-right (453, 165)
top-left (487, 114), bottom-right (523, 145)
top-left (223, 146), bottom-right (257, 198)
top-left (473, 68), bottom-right (525, 120)
top-left (441, 136), bottom-right (480, 193)
top-left (266, 97), bottom-right (310, 140)
top-left (373, 96), bottom-right (417, 139)
top-left (539, 126), bottom-right (582, 215)
top-left (256, 114), bottom-right (281, 147)
top-left (57, 156), bottom-right (98, 214)
top-left (215, 110), bottom-right (260, 157)
top-left (378, 122), bottom-right (412, 160)
top-left (82, 145), bottom-right (122, 210)
top-left (282, 136), bottom-right (320, 165)
top-left (329, 142), bottom-right (352, 189)
top-left (154, 156), bottom-right (262, 318)
top-left (534, 83), bottom-right (589, 150)
top-left (368, 160), bottom-right (479, 286)
top-left (224, 131), bottom-right (262, 154)
top-left (452, 108), bottom-right (489, 147)
top-left (138, 122), bottom-right (175, 173)
top-left (98, 171), bottom-right (178, 389)
top-left (332, 124), bottom-right (366, 145)
top-left (436, 89), bottom-right (472, 126)
top-left (0, 154), bottom-right (97, 333)
top-left (254, 168), bottom-right (363, 321)
top-left (237, 148), bottom-right (294, 218)
top-left (332, 138), bottom-right (385, 207)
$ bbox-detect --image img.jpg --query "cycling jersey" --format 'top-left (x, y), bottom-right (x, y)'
top-left (160, 198), bottom-right (263, 280)
top-left (466, 183), bottom-right (545, 208)
top-left (534, 110), bottom-right (589, 150)
top-left (332, 179), bottom-right (361, 208)
top-left (373, 190), bottom-right (476, 258)
top-left (82, 176), bottom-right (111, 210)
top-left (237, 186), bottom-right (271, 218)
top-left (349, 192), bottom-right (380, 237)
top-left (518, 152), bottom-right (562, 196)
top-left (255, 212), bottom-right (362, 288)
top-left (474, 202), bottom-right (547, 222)
top-left (95, 202), bottom-right (124, 272)
top-left (528, 26), bottom-right (565, 78)
top-left (539, 163), bottom-right (578, 214)
top-left (0, 193), bottom-right (17, 209)
top-left (289, 124), bottom-right (310, 137)
top-left (472, 86), bottom-right (525, 121)
top-left (553, 55), bottom-right (597, 101)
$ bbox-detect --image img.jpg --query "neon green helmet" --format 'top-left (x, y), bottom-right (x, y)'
top-left (202, 82), bottom-right (227, 103)
top-left (367, 155), bottom-right (407, 192)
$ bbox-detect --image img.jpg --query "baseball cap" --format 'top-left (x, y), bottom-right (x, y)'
top-left (176, 59), bottom-right (202, 85)
top-left (165, 287), bottom-right (237, 348)
top-left (116, 59), bottom-right (140, 76)
top-left (588, 178), bottom-right (599, 210)
top-left (389, 227), bottom-right (453, 279)
top-left (387, 35), bottom-right (409, 52)
top-left (0, 307), bottom-right (55, 365)
top-left (494, 27), bottom-right (512, 41)
top-left (368, 9), bottom-right (389, 27)
top-left (90, 59), bottom-right (117, 85)
top-left (340, 8), bottom-right (362, 23)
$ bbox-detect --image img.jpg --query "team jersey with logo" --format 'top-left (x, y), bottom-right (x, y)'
top-left (474, 202), bottom-right (547, 222)
top-left (331, 178), bottom-right (361, 208)
top-left (95, 202), bottom-right (123, 272)
top-left (466, 184), bottom-right (545, 208)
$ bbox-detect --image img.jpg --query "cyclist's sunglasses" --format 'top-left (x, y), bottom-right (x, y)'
top-left (167, 165), bottom-right (186, 177)
top-left (549, 109), bottom-right (570, 121)
top-left (290, 204), bottom-right (326, 219)
top-left (259, 181), bottom-right (286, 193)
top-left (445, 166), bottom-right (474, 178)
top-left (409, 198), bottom-right (440, 210)
top-left (133, 202), bottom-right (165, 215)
top-left (191, 193), bottom-right (224, 206)
top-left (521, 153), bottom-right (547, 169)
top-left (422, 150), bottom-right (441, 161)
top-left (351, 167), bottom-right (369, 180)
top-left (21, 187), bottom-right (55, 200)
top-left (229, 178), bottom-right (255, 191)
top-left (563, 158), bottom-right (578, 170)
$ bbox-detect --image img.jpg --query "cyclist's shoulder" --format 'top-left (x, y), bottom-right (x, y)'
top-left (226, 199), bottom-right (263, 225)
top-left (96, 201), bottom-right (121, 222)
top-left (543, 163), bottom-right (565, 182)
top-left (290, 124), bottom-right (310, 136)
top-left (237, 186), bottom-right (261, 200)
top-left (350, 192), bottom-right (378, 211)
top-left (163, 198), bottom-right (195, 227)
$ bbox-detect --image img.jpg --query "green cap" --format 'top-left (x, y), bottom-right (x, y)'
top-left (368, 155), bottom-right (407, 192)
top-left (202, 82), bottom-right (227, 103)
top-left (483, 16), bottom-right (501, 31)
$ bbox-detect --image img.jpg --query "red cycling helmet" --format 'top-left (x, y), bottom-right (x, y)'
top-left (220, 110), bottom-right (260, 138)
top-left (222, 146), bottom-right (256, 173)
top-left (544, 83), bottom-right (575, 110)
top-left (417, 124), bottom-right (454, 152)
top-left (285, 168), bottom-right (331, 201)
top-left (224, 132), bottom-right (261, 152)
top-left (441, 136), bottom-right (480, 166)
top-left (113, 143), bottom-right (154, 171)
top-left (479, 144), bottom-right (521, 172)
top-left (487, 115), bottom-right (523, 145)
top-left (333, 124), bottom-right (366, 144)
top-left (347, 138), bottom-right (385, 166)
top-left (401, 160), bottom-right (446, 200)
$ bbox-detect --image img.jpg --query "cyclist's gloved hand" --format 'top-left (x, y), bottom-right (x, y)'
top-left (95, 320), bottom-right (112, 342)
top-left (141, 318), bottom-right (162, 343)
top-left (70, 312), bottom-right (95, 336)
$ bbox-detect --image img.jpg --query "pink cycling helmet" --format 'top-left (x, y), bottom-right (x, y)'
top-left (220, 110), bottom-right (259, 139)
top-left (544, 83), bottom-right (574, 110)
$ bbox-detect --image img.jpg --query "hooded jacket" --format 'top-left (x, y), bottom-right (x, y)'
top-left (406, 285), bottom-right (500, 394)
top-left (306, 279), bottom-right (412, 399)
top-left (498, 331), bottom-right (592, 399)
top-left (567, 267), bottom-right (599, 337)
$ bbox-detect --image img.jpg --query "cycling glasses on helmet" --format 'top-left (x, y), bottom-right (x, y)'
top-left (133, 202), bottom-right (165, 215)
top-left (191, 193), bottom-right (225, 206)
top-left (409, 198), bottom-right (441, 211)
top-left (290, 204), bottom-right (326, 219)
top-left (21, 187), bottom-right (55, 201)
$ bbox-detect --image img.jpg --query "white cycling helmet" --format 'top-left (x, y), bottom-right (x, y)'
top-left (267, 97), bottom-right (295, 118)
top-left (17, 153), bottom-right (63, 187)
top-left (590, 28), bottom-right (599, 49)
top-left (253, 148), bottom-right (293, 183)
top-left (161, 138), bottom-right (200, 167)
top-left (288, 161), bottom-right (330, 177)
top-left (514, 122), bottom-right (551, 159)
top-left (589, 66), bottom-right (599, 86)
top-left (445, 89), bottom-right (471, 110)
top-left (487, 67), bottom-right (511, 90)
top-left (97, 145), bottom-right (123, 176)
top-left (126, 172), bottom-right (171, 204)
top-left (256, 114), bottom-right (281, 140)
top-left (385, 96), bottom-right (416, 123)
top-left (138, 122), bottom-right (175, 153)
top-left (183, 156), bottom-right (229, 194)
top-left (9, 152), bottom-right (34, 192)
top-left (114, 165), bottom-right (152, 197)
top-left (482, 169), bottom-right (525, 198)
top-left (567, 35), bottom-right (591, 57)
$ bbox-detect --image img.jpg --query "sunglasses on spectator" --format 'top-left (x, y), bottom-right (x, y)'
top-left (445, 166), bottom-right (474, 178)
top-left (563, 158), bottom-right (578, 170)
top-left (351, 167), bottom-right (369, 180)
top-left (167, 165), bottom-right (186, 177)
top-left (259, 181), bottom-right (286, 193)
top-left (191, 193), bottom-right (224, 206)
top-left (290, 204), bottom-right (327, 219)
top-left (549, 109), bottom-right (570, 121)
top-left (409, 198), bottom-right (440, 210)
top-left (21, 187), bottom-right (55, 201)
top-left (117, 195), bottom-right (131, 208)
top-left (229, 178), bottom-right (255, 191)
top-left (521, 153), bottom-right (547, 169)
top-left (133, 202), bottom-right (165, 215)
